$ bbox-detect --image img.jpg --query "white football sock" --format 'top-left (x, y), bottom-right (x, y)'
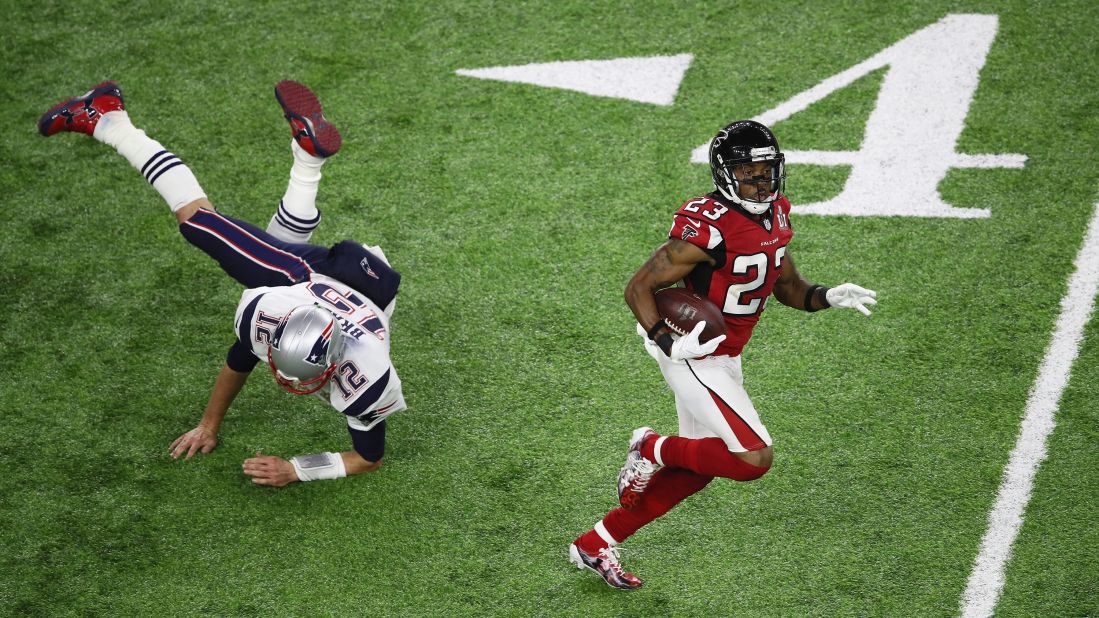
top-left (594, 521), bottom-right (619, 547)
top-left (93, 110), bottom-right (207, 212)
top-left (266, 140), bottom-right (325, 243)
top-left (652, 436), bottom-right (667, 466)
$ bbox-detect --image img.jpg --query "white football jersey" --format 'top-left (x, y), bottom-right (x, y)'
top-left (233, 273), bottom-right (404, 432)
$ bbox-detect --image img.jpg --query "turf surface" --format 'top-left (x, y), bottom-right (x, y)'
top-left (2, 1), bottom-right (1097, 615)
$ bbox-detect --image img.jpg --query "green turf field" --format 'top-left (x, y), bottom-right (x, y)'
top-left (3, 1), bottom-right (1097, 616)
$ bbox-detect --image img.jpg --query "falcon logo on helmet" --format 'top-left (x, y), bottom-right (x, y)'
top-left (709, 120), bottom-right (786, 215)
top-left (267, 304), bottom-right (348, 395)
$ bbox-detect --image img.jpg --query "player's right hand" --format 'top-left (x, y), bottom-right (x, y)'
top-left (668, 321), bottom-right (725, 362)
top-left (169, 425), bottom-right (218, 460)
top-left (633, 323), bottom-right (661, 361)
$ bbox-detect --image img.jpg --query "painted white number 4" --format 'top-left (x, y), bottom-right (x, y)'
top-left (692, 14), bottom-right (1025, 219)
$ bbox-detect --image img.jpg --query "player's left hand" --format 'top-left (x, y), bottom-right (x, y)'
top-left (826, 283), bottom-right (878, 316)
top-left (242, 452), bottom-right (300, 487)
top-left (669, 321), bottom-right (726, 361)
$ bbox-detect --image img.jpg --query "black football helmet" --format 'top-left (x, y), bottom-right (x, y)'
top-left (709, 120), bottom-right (786, 215)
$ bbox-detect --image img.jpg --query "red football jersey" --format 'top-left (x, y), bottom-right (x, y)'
top-left (667, 192), bottom-right (794, 357)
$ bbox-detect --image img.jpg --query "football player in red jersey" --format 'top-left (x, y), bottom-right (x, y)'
top-left (570, 120), bottom-right (877, 588)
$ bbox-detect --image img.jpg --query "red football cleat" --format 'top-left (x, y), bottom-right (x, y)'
top-left (275, 80), bottom-right (341, 158)
top-left (569, 543), bottom-right (643, 590)
top-left (617, 427), bottom-right (659, 509)
top-left (38, 81), bottom-right (125, 137)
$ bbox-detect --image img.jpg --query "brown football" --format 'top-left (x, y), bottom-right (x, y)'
top-left (654, 288), bottom-right (726, 342)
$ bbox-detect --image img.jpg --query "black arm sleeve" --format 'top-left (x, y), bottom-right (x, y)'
top-left (225, 339), bottom-right (260, 373)
top-left (348, 420), bottom-right (386, 462)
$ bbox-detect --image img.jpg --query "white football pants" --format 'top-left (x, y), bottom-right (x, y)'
top-left (643, 337), bottom-right (773, 452)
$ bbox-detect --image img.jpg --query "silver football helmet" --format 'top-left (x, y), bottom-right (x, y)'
top-left (266, 304), bottom-right (347, 395)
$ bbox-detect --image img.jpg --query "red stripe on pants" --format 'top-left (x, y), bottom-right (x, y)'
top-left (706, 387), bottom-right (766, 451)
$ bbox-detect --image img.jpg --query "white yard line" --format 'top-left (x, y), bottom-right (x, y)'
top-left (960, 201), bottom-right (1099, 618)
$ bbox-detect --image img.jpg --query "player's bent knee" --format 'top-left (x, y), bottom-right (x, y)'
top-left (727, 446), bottom-right (771, 481)
top-left (734, 445), bottom-right (772, 470)
top-left (738, 462), bottom-right (770, 481)
top-left (174, 199), bottom-right (213, 224)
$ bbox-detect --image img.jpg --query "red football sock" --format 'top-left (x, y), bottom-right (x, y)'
top-left (574, 528), bottom-right (608, 554)
top-left (656, 436), bottom-right (769, 480)
top-left (639, 433), bottom-right (659, 462)
top-left (601, 467), bottom-right (714, 545)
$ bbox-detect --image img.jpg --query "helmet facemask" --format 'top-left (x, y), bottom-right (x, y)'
top-left (267, 305), bottom-right (347, 395)
top-left (709, 121), bottom-right (787, 215)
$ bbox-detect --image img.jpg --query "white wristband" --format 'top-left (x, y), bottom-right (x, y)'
top-left (290, 452), bottom-right (347, 481)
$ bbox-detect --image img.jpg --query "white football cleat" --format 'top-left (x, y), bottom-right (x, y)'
top-left (569, 543), bottom-right (642, 590)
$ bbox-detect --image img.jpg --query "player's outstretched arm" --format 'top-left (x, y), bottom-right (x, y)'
top-left (342, 451), bottom-right (383, 475)
top-left (170, 363), bottom-right (251, 460)
top-left (771, 249), bottom-right (815, 309)
top-left (772, 249), bottom-right (877, 315)
top-left (242, 450), bottom-right (381, 487)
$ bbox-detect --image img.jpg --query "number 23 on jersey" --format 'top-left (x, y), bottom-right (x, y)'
top-left (723, 246), bottom-right (786, 316)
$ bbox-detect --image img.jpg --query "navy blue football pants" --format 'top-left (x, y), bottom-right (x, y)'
top-left (178, 209), bottom-right (400, 309)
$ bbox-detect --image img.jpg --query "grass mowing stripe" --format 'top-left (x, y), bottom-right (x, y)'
top-left (960, 198), bottom-right (1099, 618)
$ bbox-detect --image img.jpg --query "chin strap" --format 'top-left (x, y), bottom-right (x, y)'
top-left (716, 184), bottom-right (775, 215)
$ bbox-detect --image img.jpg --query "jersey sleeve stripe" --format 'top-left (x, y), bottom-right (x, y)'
top-left (341, 368), bottom-right (392, 419)
top-left (706, 224), bottom-right (724, 250)
top-left (236, 293), bottom-right (264, 343)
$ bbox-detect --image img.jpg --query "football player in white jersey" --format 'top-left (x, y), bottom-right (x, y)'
top-left (39, 81), bottom-right (404, 486)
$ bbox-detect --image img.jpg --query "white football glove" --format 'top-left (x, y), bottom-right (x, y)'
top-left (668, 321), bottom-right (726, 362)
top-left (825, 283), bottom-right (878, 316)
top-left (636, 323), bottom-right (663, 361)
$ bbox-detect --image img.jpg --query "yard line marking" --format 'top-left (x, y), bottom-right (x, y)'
top-left (960, 200), bottom-right (1099, 618)
top-left (456, 54), bottom-right (693, 106)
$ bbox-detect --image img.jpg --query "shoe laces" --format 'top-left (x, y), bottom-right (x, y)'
top-left (628, 458), bottom-right (655, 493)
top-left (597, 546), bottom-right (628, 576)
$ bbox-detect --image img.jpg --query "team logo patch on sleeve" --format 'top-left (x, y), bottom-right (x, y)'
top-left (681, 225), bottom-right (699, 240)
top-left (360, 257), bottom-right (379, 280)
